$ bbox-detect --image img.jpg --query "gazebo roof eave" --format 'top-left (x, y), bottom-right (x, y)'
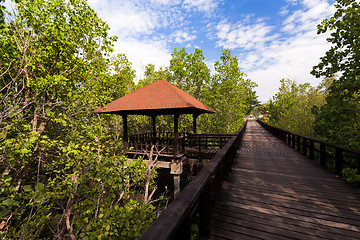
top-left (94, 106), bottom-right (216, 117)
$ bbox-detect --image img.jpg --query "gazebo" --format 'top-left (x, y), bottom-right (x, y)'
top-left (93, 79), bottom-right (215, 158)
top-left (94, 79), bottom-right (217, 196)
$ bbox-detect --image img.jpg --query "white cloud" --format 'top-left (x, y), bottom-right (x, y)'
top-left (278, 6), bottom-right (290, 16)
top-left (282, 0), bottom-right (335, 34)
top-left (183, 0), bottom-right (222, 14)
top-left (286, 0), bottom-right (300, 5)
top-left (235, 0), bottom-right (336, 103)
top-left (88, 0), bottom-right (185, 37)
top-left (215, 19), bottom-right (277, 50)
top-left (244, 31), bottom-right (332, 103)
top-left (149, 0), bottom-right (181, 5)
top-left (86, 0), bottom-right (185, 80)
top-left (209, 0), bottom-right (336, 103)
top-left (172, 30), bottom-right (197, 43)
top-left (113, 38), bottom-right (171, 81)
top-left (87, 0), bottom-right (337, 102)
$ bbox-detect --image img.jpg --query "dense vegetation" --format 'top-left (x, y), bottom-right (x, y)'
top-left (265, 77), bottom-right (333, 137)
top-left (263, 0), bottom-right (359, 183)
top-left (265, 0), bottom-right (359, 150)
top-left (311, 0), bottom-right (360, 150)
top-left (138, 48), bottom-right (257, 134)
top-left (0, 0), bottom-right (256, 238)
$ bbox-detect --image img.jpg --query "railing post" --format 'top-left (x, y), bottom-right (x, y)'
top-left (291, 134), bottom-right (296, 149)
top-left (335, 148), bottom-right (343, 177)
top-left (302, 138), bottom-right (307, 156)
top-left (199, 181), bottom-right (211, 238)
top-left (320, 143), bottom-right (326, 167)
top-left (282, 131), bottom-right (286, 143)
top-left (198, 137), bottom-right (202, 161)
top-left (309, 140), bottom-right (314, 160)
top-left (286, 133), bottom-right (290, 145)
top-left (296, 135), bottom-right (301, 151)
top-left (174, 215), bottom-right (191, 240)
top-left (358, 155), bottom-right (360, 188)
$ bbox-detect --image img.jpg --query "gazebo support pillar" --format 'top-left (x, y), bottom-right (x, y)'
top-left (172, 114), bottom-right (181, 198)
top-left (193, 113), bottom-right (199, 133)
top-left (122, 114), bottom-right (128, 148)
top-left (173, 114), bottom-right (179, 157)
top-left (151, 115), bottom-right (157, 137)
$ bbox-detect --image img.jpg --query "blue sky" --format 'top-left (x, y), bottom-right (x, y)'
top-left (6, 0), bottom-right (337, 102)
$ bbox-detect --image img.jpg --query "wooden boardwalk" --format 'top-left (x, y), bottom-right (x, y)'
top-left (210, 120), bottom-right (360, 239)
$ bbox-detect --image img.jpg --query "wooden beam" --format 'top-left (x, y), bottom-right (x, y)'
top-left (127, 159), bottom-right (172, 169)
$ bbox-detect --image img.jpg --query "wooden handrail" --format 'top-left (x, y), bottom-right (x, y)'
top-left (140, 120), bottom-right (247, 239)
top-left (257, 120), bottom-right (360, 177)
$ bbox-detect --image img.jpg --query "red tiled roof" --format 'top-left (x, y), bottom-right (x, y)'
top-left (93, 79), bottom-right (215, 115)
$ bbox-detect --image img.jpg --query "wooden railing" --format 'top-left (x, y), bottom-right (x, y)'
top-left (185, 133), bottom-right (236, 150)
top-left (257, 120), bottom-right (360, 177)
top-left (128, 132), bottom-right (235, 157)
top-left (140, 120), bottom-right (247, 239)
top-left (128, 132), bottom-right (186, 156)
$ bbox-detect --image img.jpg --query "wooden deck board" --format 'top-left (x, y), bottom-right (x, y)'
top-left (210, 120), bottom-right (360, 239)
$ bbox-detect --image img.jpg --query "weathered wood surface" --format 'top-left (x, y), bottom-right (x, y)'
top-left (210, 119), bottom-right (360, 239)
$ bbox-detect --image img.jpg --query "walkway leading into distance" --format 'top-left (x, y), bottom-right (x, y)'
top-left (210, 119), bottom-right (360, 240)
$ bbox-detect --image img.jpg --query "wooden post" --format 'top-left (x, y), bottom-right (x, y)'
top-left (320, 143), bottom-right (326, 167)
top-left (357, 155), bottom-right (360, 188)
top-left (174, 114), bottom-right (179, 157)
top-left (296, 135), bottom-right (301, 151)
top-left (309, 140), bottom-right (315, 160)
top-left (174, 215), bottom-right (191, 240)
top-left (199, 182), bottom-right (211, 238)
top-left (122, 114), bottom-right (128, 149)
top-left (193, 113), bottom-right (199, 134)
top-left (292, 134), bottom-right (296, 149)
top-left (171, 162), bottom-right (183, 198)
top-left (335, 148), bottom-right (343, 177)
top-left (151, 115), bottom-right (157, 137)
top-left (302, 138), bottom-right (307, 156)
top-left (173, 174), bottom-right (181, 198)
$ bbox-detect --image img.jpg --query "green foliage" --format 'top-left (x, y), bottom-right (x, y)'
top-left (0, 0), bottom-right (5, 28)
top-left (342, 168), bottom-right (360, 185)
top-left (200, 49), bottom-right (258, 133)
top-left (0, 0), bottom-right (159, 238)
top-left (0, 0), bottom-right (259, 238)
top-left (311, 0), bottom-right (360, 150)
top-left (137, 64), bottom-right (170, 88)
top-left (136, 48), bottom-right (258, 134)
top-left (168, 47), bottom-right (210, 100)
top-left (267, 78), bottom-right (330, 136)
top-left (139, 48), bottom-right (258, 134)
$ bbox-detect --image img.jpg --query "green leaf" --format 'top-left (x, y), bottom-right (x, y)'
top-left (23, 185), bottom-right (33, 192)
top-left (2, 198), bottom-right (19, 206)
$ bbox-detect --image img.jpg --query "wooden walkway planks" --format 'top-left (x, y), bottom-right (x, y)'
top-left (210, 119), bottom-right (360, 240)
